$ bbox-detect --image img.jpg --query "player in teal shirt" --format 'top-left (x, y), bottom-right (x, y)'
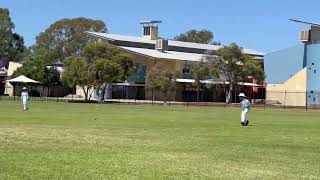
top-left (238, 93), bottom-right (251, 126)
top-left (21, 87), bottom-right (29, 111)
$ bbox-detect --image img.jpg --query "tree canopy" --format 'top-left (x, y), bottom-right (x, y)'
top-left (0, 8), bottom-right (25, 66)
top-left (13, 54), bottom-right (60, 86)
top-left (62, 56), bottom-right (95, 100)
top-left (174, 30), bottom-right (214, 44)
top-left (146, 65), bottom-right (180, 105)
top-left (33, 17), bottom-right (107, 63)
top-left (190, 61), bottom-right (210, 102)
top-left (62, 43), bottom-right (134, 101)
top-left (204, 43), bottom-right (265, 103)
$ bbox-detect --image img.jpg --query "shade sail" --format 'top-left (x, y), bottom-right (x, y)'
top-left (7, 75), bottom-right (40, 84)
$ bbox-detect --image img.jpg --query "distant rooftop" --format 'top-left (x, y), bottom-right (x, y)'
top-left (86, 32), bottom-right (265, 57)
top-left (120, 46), bottom-right (204, 62)
top-left (139, 20), bottom-right (162, 25)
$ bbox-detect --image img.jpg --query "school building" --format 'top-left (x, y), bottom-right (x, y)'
top-left (83, 21), bottom-right (265, 102)
top-left (265, 20), bottom-right (320, 106)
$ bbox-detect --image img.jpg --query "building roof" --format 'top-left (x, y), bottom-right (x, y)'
top-left (120, 46), bottom-right (204, 62)
top-left (86, 32), bottom-right (265, 56)
top-left (176, 78), bottom-right (261, 86)
top-left (7, 61), bottom-right (22, 76)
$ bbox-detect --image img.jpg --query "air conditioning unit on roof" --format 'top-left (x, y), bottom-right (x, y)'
top-left (156, 39), bottom-right (168, 52)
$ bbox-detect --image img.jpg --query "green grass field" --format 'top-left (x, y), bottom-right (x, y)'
top-left (0, 101), bottom-right (319, 179)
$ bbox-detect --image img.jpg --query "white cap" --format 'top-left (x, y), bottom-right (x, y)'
top-left (238, 93), bottom-right (246, 97)
top-left (22, 87), bottom-right (27, 90)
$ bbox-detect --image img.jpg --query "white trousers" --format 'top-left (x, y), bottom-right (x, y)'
top-left (23, 103), bottom-right (28, 111)
top-left (241, 109), bottom-right (249, 123)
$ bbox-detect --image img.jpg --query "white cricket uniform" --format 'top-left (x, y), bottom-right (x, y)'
top-left (21, 91), bottom-right (29, 111)
top-left (241, 98), bottom-right (251, 123)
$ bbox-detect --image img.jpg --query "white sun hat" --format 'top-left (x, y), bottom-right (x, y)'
top-left (238, 93), bottom-right (246, 97)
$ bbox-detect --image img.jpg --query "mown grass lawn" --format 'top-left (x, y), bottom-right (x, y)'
top-left (0, 101), bottom-right (319, 179)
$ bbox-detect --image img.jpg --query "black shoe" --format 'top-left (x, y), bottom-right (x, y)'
top-left (245, 120), bottom-right (249, 126)
top-left (241, 122), bottom-right (245, 126)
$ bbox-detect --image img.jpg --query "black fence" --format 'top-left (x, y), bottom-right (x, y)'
top-left (0, 86), bottom-right (77, 102)
top-left (256, 90), bottom-right (320, 110)
top-left (1, 85), bottom-right (320, 110)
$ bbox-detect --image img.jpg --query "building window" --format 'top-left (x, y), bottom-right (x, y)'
top-left (183, 62), bottom-right (191, 74)
top-left (143, 27), bottom-right (151, 36)
top-left (127, 63), bottom-right (146, 84)
top-left (182, 62), bottom-right (192, 79)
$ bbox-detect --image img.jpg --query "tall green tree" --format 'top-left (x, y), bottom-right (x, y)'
top-left (174, 30), bottom-right (214, 44)
top-left (62, 43), bottom-right (134, 101)
top-left (190, 60), bottom-right (220, 102)
top-left (62, 57), bottom-right (95, 101)
top-left (204, 43), bottom-right (265, 103)
top-left (0, 8), bottom-right (25, 66)
top-left (33, 17), bottom-right (107, 63)
top-left (190, 61), bottom-right (209, 102)
top-left (146, 65), bottom-right (180, 106)
top-left (13, 54), bottom-right (60, 86)
top-left (83, 43), bottom-right (134, 101)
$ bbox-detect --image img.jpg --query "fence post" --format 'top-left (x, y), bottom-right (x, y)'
top-left (305, 91), bottom-right (308, 111)
top-left (135, 86), bottom-right (137, 104)
top-left (126, 85), bottom-right (129, 105)
top-left (187, 96), bottom-right (189, 107)
top-left (283, 90), bottom-right (287, 109)
top-left (186, 92), bottom-right (188, 107)
top-left (263, 88), bottom-right (266, 110)
top-left (152, 88), bottom-right (154, 106)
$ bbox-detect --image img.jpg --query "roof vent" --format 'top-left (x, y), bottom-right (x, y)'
top-left (156, 39), bottom-right (168, 52)
top-left (300, 30), bottom-right (310, 43)
top-left (140, 20), bottom-right (162, 40)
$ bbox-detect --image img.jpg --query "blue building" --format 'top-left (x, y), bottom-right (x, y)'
top-left (265, 20), bottom-right (320, 106)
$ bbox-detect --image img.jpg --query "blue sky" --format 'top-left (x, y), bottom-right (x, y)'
top-left (1, 0), bottom-right (319, 53)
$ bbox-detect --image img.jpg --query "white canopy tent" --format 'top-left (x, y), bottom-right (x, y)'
top-left (4, 75), bottom-right (40, 96)
top-left (7, 75), bottom-right (40, 84)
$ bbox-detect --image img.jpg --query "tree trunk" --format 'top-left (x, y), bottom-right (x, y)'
top-left (105, 84), bottom-right (112, 99)
top-left (82, 86), bottom-right (88, 101)
top-left (87, 88), bottom-right (92, 100)
top-left (226, 83), bottom-right (233, 104)
top-left (196, 86), bottom-right (200, 102)
top-left (98, 84), bottom-right (107, 101)
top-left (163, 91), bottom-right (167, 106)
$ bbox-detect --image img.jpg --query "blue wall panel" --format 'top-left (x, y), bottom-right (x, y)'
top-left (306, 44), bottom-right (320, 104)
top-left (264, 45), bottom-right (304, 83)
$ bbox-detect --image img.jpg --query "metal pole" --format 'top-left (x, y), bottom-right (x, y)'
top-left (305, 91), bottom-right (308, 111)
top-left (152, 88), bottom-right (154, 105)
top-left (264, 87), bottom-right (266, 110)
top-left (284, 90), bottom-right (287, 109)
top-left (135, 86), bottom-right (137, 104)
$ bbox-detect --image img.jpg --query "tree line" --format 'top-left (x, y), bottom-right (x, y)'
top-left (1, 8), bottom-right (265, 103)
top-left (145, 44), bottom-right (265, 104)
